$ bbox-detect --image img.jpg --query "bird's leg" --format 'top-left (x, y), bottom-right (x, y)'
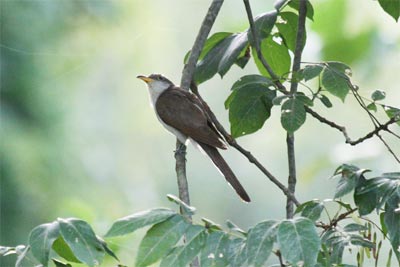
top-left (174, 143), bottom-right (187, 158)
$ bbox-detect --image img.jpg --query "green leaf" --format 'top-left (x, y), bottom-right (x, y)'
top-left (343, 223), bottom-right (368, 232)
top-left (226, 75), bottom-right (276, 138)
top-left (288, 0), bottom-right (314, 20)
top-left (383, 105), bottom-right (400, 126)
top-left (201, 218), bottom-right (223, 231)
top-left (226, 238), bottom-right (246, 266)
top-left (321, 64), bottom-right (351, 102)
top-left (159, 225), bottom-right (206, 267)
top-left (58, 218), bottom-right (105, 267)
top-left (367, 102), bottom-right (377, 112)
top-left (333, 165), bottom-right (369, 198)
top-left (272, 95), bottom-right (289, 105)
top-left (226, 220), bottom-right (246, 237)
top-left (371, 90), bottom-right (386, 101)
top-left (218, 32), bottom-right (249, 77)
top-left (200, 231), bottom-right (230, 267)
top-left (319, 94), bottom-right (333, 108)
top-left (253, 36), bottom-right (291, 78)
top-left (296, 93), bottom-right (313, 106)
top-left (378, 0), bottom-right (400, 21)
top-left (15, 245), bottom-right (30, 267)
top-left (246, 220), bottom-right (278, 267)
top-left (297, 200), bottom-right (324, 221)
top-left (277, 217), bottom-right (321, 267)
top-left (105, 208), bottom-right (176, 237)
top-left (97, 236), bottom-right (119, 261)
top-left (52, 237), bottom-right (81, 263)
top-left (276, 12), bottom-right (306, 52)
top-left (184, 32), bottom-right (232, 64)
top-left (302, 65), bottom-right (323, 81)
top-left (136, 215), bottom-right (189, 267)
top-left (52, 259), bottom-right (72, 267)
top-left (354, 176), bottom-right (379, 216)
top-left (280, 98), bottom-right (306, 133)
top-left (29, 221), bottom-right (60, 267)
top-left (250, 11), bottom-right (278, 40)
top-left (350, 235), bottom-right (375, 248)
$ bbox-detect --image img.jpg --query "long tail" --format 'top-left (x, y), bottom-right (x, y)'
top-left (198, 142), bottom-right (251, 202)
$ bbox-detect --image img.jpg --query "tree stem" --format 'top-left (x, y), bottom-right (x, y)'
top-left (286, 0), bottom-right (307, 219)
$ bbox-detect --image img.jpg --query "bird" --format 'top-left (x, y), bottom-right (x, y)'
top-left (137, 74), bottom-right (251, 202)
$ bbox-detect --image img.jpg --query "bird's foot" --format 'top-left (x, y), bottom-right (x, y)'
top-left (174, 143), bottom-right (187, 157)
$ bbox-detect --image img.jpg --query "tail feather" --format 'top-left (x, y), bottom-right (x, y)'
top-left (198, 142), bottom-right (251, 202)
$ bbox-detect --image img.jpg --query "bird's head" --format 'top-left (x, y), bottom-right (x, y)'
top-left (137, 74), bottom-right (174, 93)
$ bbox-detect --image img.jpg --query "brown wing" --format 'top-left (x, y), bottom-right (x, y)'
top-left (156, 87), bottom-right (226, 149)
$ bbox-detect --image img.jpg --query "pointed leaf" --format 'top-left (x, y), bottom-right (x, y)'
top-left (367, 102), bottom-right (377, 112)
top-left (105, 208), bottom-right (176, 237)
top-left (52, 259), bottom-right (73, 267)
top-left (319, 94), bottom-right (333, 108)
top-left (378, 0), bottom-right (400, 21)
top-left (52, 237), bottom-right (81, 263)
top-left (227, 75), bottom-right (276, 138)
top-left (299, 200), bottom-right (324, 221)
top-left (371, 90), bottom-right (386, 101)
top-left (218, 32), bottom-right (249, 77)
top-left (281, 98), bottom-right (306, 133)
top-left (58, 218), bottom-right (105, 267)
top-left (383, 106), bottom-right (400, 126)
top-left (321, 66), bottom-right (351, 102)
top-left (136, 215), bottom-right (189, 267)
top-left (288, 0), bottom-right (314, 20)
top-left (276, 12), bottom-right (306, 52)
top-left (278, 217), bottom-right (320, 267)
top-left (29, 221), bottom-right (60, 267)
top-left (384, 195), bottom-right (400, 263)
top-left (253, 36), bottom-right (291, 78)
top-left (343, 223), bottom-right (368, 232)
top-left (302, 65), bottom-right (323, 81)
top-left (250, 11), bottom-right (278, 40)
top-left (246, 220), bottom-right (278, 267)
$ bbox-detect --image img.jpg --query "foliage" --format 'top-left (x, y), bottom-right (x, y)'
top-left (3, 168), bottom-right (399, 266)
top-left (2, 0), bottom-right (399, 266)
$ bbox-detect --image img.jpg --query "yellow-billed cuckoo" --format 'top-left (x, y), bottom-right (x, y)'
top-left (137, 74), bottom-right (251, 202)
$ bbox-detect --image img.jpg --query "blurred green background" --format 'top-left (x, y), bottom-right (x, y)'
top-left (1, 0), bottom-right (399, 266)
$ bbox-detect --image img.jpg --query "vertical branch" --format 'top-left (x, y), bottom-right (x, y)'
top-left (286, 0), bottom-right (307, 219)
top-left (174, 0), bottom-right (224, 217)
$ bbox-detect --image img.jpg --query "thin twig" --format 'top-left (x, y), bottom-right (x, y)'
top-left (191, 83), bottom-right (300, 206)
top-left (284, 0), bottom-right (307, 219)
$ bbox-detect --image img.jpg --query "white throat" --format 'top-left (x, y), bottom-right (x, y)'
top-left (147, 81), bottom-right (171, 108)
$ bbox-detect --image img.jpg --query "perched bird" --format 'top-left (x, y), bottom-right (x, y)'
top-left (137, 74), bottom-right (251, 202)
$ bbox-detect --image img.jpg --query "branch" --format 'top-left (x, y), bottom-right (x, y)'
top-left (176, 0), bottom-right (224, 220)
top-left (284, 0), bottom-right (307, 219)
top-left (191, 83), bottom-right (300, 207)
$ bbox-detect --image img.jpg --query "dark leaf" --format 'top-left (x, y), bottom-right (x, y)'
top-left (184, 32), bottom-right (232, 63)
top-left (97, 237), bottom-right (119, 261)
top-left (319, 94), bottom-right (333, 108)
top-left (367, 102), bottom-right (377, 112)
top-left (343, 223), bottom-right (368, 232)
top-left (136, 215), bottom-right (189, 267)
top-left (302, 65), bottom-right (323, 81)
top-left (276, 12), bottom-right (306, 52)
top-left (280, 98), bottom-right (306, 133)
top-left (350, 235), bottom-right (375, 248)
top-left (299, 200), bottom-right (324, 221)
top-left (383, 106), bottom-right (400, 126)
top-left (52, 259), bottom-right (72, 267)
top-left (288, 0), bottom-right (314, 20)
top-left (253, 36), bottom-right (291, 79)
top-left (296, 93), bottom-right (313, 106)
top-left (29, 221), bottom-right (60, 267)
top-left (105, 208), bottom-right (176, 237)
top-left (218, 32), bottom-right (249, 77)
top-left (272, 95), bottom-right (289, 105)
top-left (58, 218), bottom-right (105, 267)
top-left (278, 217), bottom-right (320, 267)
top-left (250, 11), bottom-right (278, 40)
top-left (226, 75), bottom-right (276, 138)
top-left (371, 90), bottom-right (386, 101)
top-left (378, 0), bottom-right (400, 21)
top-left (384, 195), bottom-right (400, 262)
top-left (321, 64), bottom-right (352, 102)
